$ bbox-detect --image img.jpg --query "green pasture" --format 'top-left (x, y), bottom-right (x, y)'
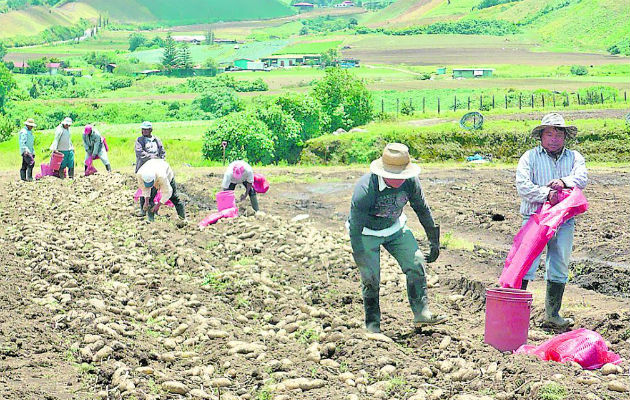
top-left (273, 40), bottom-right (343, 55)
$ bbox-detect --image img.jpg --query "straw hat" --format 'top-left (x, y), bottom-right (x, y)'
top-left (531, 113), bottom-right (577, 139)
top-left (370, 143), bottom-right (421, 179)
top-left (24, 118), bottom-right (36, 127)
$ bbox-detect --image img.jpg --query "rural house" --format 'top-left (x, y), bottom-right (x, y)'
top-left (45, 62), bottom-right (63, 75)
top-left (172, 35), bottom-right (205, 45)
top-left (233, 58), bottom-right (254, 70)
top-left (293, 2), bottom-right (315, 10)
top-left (12, 61), bottom-right (29, 73)
top-left (260, 54), bottom-right (321, 68)
top-left (453, 68), bottom-right (494, 78)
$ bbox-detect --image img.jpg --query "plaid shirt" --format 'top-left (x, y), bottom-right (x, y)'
top-left (516, 145), bottom-right (588, 216)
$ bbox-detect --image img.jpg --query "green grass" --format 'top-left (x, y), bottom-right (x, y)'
top-left (537, 383), bottom-right (567, 400)
top-left (273, 40), bottom-right (342, 55)
top-left (248, 21), bottom-right (303, 41)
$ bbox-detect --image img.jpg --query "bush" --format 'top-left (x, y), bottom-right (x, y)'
top-left (312, 68), bottom-right (373, 132)
top-left (194, 87), bottom-right (243, 117)
top-left (570, 65), bottom-right (588, 76)
top-left (202, 112), bottom-right (275, 164)
top-left (274, 92), bottom-right (329, 140)
top-left (104, 77), bottom-right (133, 91)
top-left (608, 38), bottom-right (630, 56)
top-left (252, 102), bottom-right (302, 164)
top-left (0, 114), bottom-right (15, 143)
top-left (400, 101), bottom-right (415, 116)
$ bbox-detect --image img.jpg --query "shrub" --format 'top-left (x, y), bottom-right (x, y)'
top-left (252, 102), bottom-right (302, 164)
top-left (274, 92), bottom-right (329, 140)
top-left (570, 65), bottom-right (588, 76)
top-left (194, 87), bottom-right (243, 117)
top-left (104, 77), bottom-right (133, 91)
top-left (0, 114), bottom-right (15, 143)
top-left (202, 112), bottom-right (275, 164)
top-left (400, 101), bottom-right (415, 116)
top-left (312, 68), bottom-right (373, 132)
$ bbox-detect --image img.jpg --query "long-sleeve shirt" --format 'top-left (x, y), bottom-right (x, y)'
top-left (50, 124), bottom-right (73, 151)
top-left (221, 161), bottom-right (254, 189)
top-left (136, 159), bottom-right (175, 203)
top-left (135, 135), bottom-right (165, 172)
top-left (348, 173), bottom-right (436, 251)
top-left (18, 128), bottom-right (34, 154)
top-left (516, 145), bottom-right (588, 216)
top-left (83, 129), bottom-right (104, 157)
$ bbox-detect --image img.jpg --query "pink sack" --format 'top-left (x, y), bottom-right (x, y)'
top-left (253, 173), bottom-right (270, 194)
top-left (85, 156), bottom-right (98, 176)
top-left (198, 207), bottom-right (239, 227)
top-left (133, 188), bottom-right (174, 207)
top-left (37, 163), bottom-right (53, 179)
top-left (102, 136), bottom-right (109, 152)
top-left (500, 188), bottom-right (588, 289)
top-left (515, 328), bottom-right (622, 370)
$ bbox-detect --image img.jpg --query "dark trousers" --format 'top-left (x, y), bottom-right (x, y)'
top-left (147, 179), bottom-right (185, 220)
top-left (20, 153), bottom-right (34, 181)
top-left (227, 182), bottom-right (259, 211)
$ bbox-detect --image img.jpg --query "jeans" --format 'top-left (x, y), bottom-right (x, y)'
top-left (523, 216), bottom-right (575, 284)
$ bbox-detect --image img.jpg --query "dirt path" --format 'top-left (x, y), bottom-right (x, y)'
top-left (0, 169), bottom-right (628, 399)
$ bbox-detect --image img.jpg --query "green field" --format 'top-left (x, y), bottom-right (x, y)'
top-left (273, 40), bottom-right (343, 55)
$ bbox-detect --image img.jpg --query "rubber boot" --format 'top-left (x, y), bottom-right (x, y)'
top-left (20, 169), bottom-right (26, 181)
top-left (105, 164), bottom-right (111, 172)
top-left (409, 270), bottom-right (447, 328)
top-left (363, 296), bottom-right (381, 333)
top-left (147, 210), bottom-right (155, 222)
top-left (175, 202), bottom-right (186, 219)
top-left (27, 166), bottom-right (33, 181)
top-left (542, 281), bottom-right (574, 330)
top-left (521, 279), bottom-right (529, 291)
top-left (68, 168), bottom-right (74, 179)
top-left (138, 198), bottom-right (146, 217)
top-left (250, 192), bottom-right (260, 212)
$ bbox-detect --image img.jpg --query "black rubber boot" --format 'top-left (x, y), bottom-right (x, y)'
top-left (542, 281), bottom-right (574, 330)
top-left (20, 169), bottom-right (26, 181)
top-left (175, 203), bottom-right (186, 219)
top-left (105, 164), bottom-right (111, 172)
top-left (363, 295), bottom-right (381, 333)
top-left (138, 197), bottom-right (146, 217)
top-left (521, 279), bottom-right (529, 291)
top-left (409, 269), bottom-right (447, 327)
top-left (68, 168), bottom-right (74, 179)
top-left (26, 166), bottom-right (33, 181)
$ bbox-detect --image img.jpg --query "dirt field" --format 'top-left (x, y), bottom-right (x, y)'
top-left (0, 166), bottom-right (628, 400)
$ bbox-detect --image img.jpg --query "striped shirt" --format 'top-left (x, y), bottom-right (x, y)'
top-left (516, 145), bottom-right (588, 216)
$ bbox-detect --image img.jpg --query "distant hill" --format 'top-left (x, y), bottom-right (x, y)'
top-left (362, 0), bottom-right (630, 53)
top-left (0, 0), bottom-right (294, 40)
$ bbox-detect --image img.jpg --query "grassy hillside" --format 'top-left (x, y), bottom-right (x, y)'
top-left (0, 0), bottom-right (294, 41)
top-left (362, 0), bottom-right (630, 53)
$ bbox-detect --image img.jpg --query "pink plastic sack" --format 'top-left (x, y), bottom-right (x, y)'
top-left (198, 207), bottom-right (239, 227)
top-left (253, 173), bottom-right (270, 194)
top-left (133, 188), bottom-right (174, 207)
top-left (36, 163), bottom-right (54, 180)
top-left (500, 188), bottom-right (588, 289)
top-left (515, 328), bottom-right (622, 370)
top-left (85, 156), bottom-right (98, 176)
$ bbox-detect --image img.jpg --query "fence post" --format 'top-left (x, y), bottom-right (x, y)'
top-left (492, 95), bottom-right (495, 109)
top-left (625, 91), bottom-right (627, 102)
top-left (505, 94), bottom-right (508, 109)
top-left (600, 92), bottom-right (604, 104)
top-left (454, 95), bottom-right (457, 111)
top-left (467, 96), bottom-right (470, 110)
top-left (542, 94), bottom-right (545, 108)
top-left (422, 97), bottom-right (425, 114)
top-left (531, 94), bottom-right (534, 108)
top-left (519, 94), bottom-right (522, 109)
top-left (437, 97), bottom-right (440, 114)
top-left (381, 99), bottom-right (384, 114)
top-left (396, 98), bottom-right (399, 115)
top-left (410, 98), bottom-right (413, 109)
top-left (613, 93), bottom-right (616, 103)
top-left (566, 93), bottom-right (569, 107)
top-left (553, 94), bottom-right (556, 107)
top-left (577, 93), bottom-right (581, 105)
top-left (480, 95), bottom-right (483, 109)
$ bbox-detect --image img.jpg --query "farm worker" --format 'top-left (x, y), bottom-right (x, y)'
top-left (348, 143), bottom-right (444, 333)
top-left (83, 125), bottom-right (111, 172)
top-left (18, 118), bottom-right (36, 182)
top-left (136, 158), bottom-right (185, 222)
top-left (50, 117), bottom-right (75, 178)
top-left (135, 121), bottom-right (166, 216)
top-left (516, 112), bottom-right (587, 330)
top-left (221, 160), bottom-right (259, 212)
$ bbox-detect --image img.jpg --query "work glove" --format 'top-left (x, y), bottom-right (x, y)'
top-left (425, 225), bottom-right (440, 263)
top-left (547, 179), bottom-right (565, 191)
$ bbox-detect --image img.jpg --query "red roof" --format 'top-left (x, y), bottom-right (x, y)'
top-left (13, 61), bottom-right (29, 68)
top-left (46, 63), bottom-right (62, 68)
top-left (293, 2), bottom-right (314, 6)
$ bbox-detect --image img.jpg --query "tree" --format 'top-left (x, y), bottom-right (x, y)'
top-left (0, 63), bottom-right (15, 112)
top-left (202, 112), bottom-right (275, 164)
top-left (320, 48), bottom-right (339, 67)
top-left (275, 92), bottom-right (329, 140)
top-left (128, 32), bottom-right (147, 52)
top-left (203, 57), bottom-right (219, 76)
top-left (205, 30), bottom-right (215, 45)
top-left (176, 43), bottom-right (193, 69)
top-left (252, 101), bottom-right (302, 164)
top-left (84, 52), bottom-right (113, 70)
top-left (194, 87), bottom-right (243, 117)
top-left (25, 58), bottom-right (46, 74)
top-left (312, 67), bottom-right (373, 132)
top-left (0, 42), bottom-right (6, 61)
top-left (161, 33), bottom-right (178, 70)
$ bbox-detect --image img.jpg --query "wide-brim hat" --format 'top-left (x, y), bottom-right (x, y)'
top-left (370, 143), bottom-right (421, 179)
top-left (62, 117), bottom-right (73, 125)
top-left (531, 113), bottom-right (577, 139)
top-left (24, 118), bottom-right (36, 127)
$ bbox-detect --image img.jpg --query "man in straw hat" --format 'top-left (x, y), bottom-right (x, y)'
top-left (50, 117), bottom-right (75, 178)
top-left (348, 143), bottom-right (444, 333)
top-left (135, 121), bottom-right (166, 217)
top-left (18, 118), bottom-right (37, 181)
top-left (516, 112), bottom-right (587, 330)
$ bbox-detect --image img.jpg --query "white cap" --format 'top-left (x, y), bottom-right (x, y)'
top-left (62, 117), bottom-right (73, 125)
top-left (141, 170), bottom-right (156, 187)
top-left (140, 121), bottom-right (152, 129)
